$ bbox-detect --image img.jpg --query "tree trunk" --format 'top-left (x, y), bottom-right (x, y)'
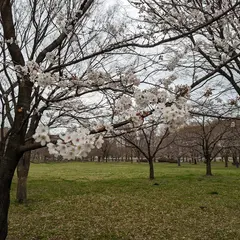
top-left (206, 159), bottom-right (212, 176)
top-left (149, 158), bottom-right (154, 180)
top-left (0, 182), bottom-right (10, 240)
top-left (0, 172), bottom-right (8, 240)
top-left (232, 151), bottom-right (239, 167)
top-left (224, 155), bottom-right (228, 167)
top-left (177, 157), bottom-right (181, 167)
top-left (16, 151), bottom-right (31, 203)
top-left (0, 150), bottom-right (22, 239)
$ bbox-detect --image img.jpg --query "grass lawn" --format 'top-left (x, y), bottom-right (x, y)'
top-left (8, 162), bottom-right (240, 240)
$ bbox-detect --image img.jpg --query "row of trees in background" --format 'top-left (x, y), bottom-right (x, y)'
top-left (31, 117), bottom-right (240, 178)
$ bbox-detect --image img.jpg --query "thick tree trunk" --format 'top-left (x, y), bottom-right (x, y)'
top-left (206, 159), bottom-right (212, 176)
top-left (16, 151), bottom-right (31, 203)
top-left (149, 158), bottom-right (154, 180)
top-left (0, 178), bottom-right (10, 240)
top-left (0, 149), bottom-right (21, 239)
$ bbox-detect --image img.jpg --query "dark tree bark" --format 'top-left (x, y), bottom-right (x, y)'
top-left (177, 157), bottom-right (181, 167)
top-left (0, 139), bottom-right (23, 239)
top-left (232, 151), bottom-right (239, 168)
top-left (224, 155), bottom-right (228, 168)
top-left (206, 159), bottom-right (212, 176)
top-left (149, 158), bottom-right (154, 180)
top-left (0, 180), bottom-right (10, 240)
top-left (16, 152), bottom-right (31, 203)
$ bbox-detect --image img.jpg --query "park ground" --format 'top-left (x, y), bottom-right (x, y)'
top-left (8, 162), bottom-right (240, 240)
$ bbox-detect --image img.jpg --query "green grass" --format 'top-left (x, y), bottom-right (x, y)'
top-left (8, 162), bottom-right (240, 240)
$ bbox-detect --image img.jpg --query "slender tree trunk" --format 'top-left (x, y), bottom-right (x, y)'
top-left (149, 158), bottom-right (154, 180)
top-left (233, 156), bottom-right (239, 168)
top-left (177, 157), bottom-right (181, 167)
top-left (232, 151), bottom-right (239, 167)
top-left (224, 155), bottom-right (228, 168)
top-left (16, 151), bottom-right (31, 203)
top-left (206, 159), bottom-right (212, 176)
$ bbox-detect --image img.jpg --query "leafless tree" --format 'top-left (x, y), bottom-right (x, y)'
top-left (176, 116), bottom-right (232, 175)
top-left (119, 122), bottom-right (170, 179)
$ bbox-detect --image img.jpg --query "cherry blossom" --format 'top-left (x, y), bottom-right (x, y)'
top-left (95, 136), bottom-right (104, 149)
top-left (32, 133), bottom-right (50, 146)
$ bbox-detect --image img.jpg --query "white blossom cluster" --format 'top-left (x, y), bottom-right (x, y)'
top-left (87, 71), bottom-right (110, 86)
top-left (32, 81), bottom-right (190, 160)
top-left (32, 125), bottom-right (50, 146)
top-left (134, 88), bottom-right (158, 107)
top-left (15, 61), bottom-right (59, 87)
top-left (163, 75), bottom-right (177, 88)
top-left (114, 85), bottom-right (190, 129)
top-left (123, 70), bottom-right (141, 86)
top-left (33, 125), bottom-right (104, 160)
top-left (155, 102), bottom-right (189, 129)
top-left (30, 64), bottom-right (190, 160)
top-left (115, 95), bottom-right (132, 112)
